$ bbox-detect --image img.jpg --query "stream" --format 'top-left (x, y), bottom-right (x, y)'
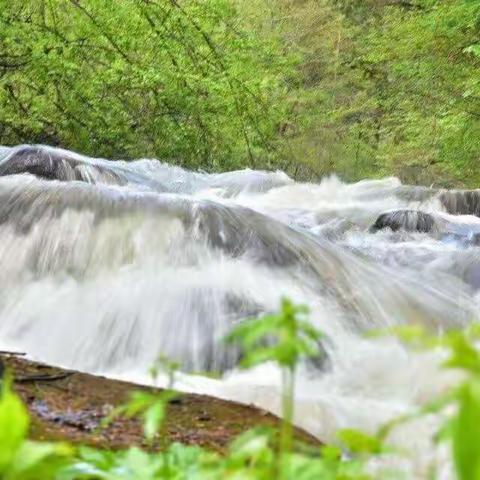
top-left (1, 144), bottom-right (480, 477)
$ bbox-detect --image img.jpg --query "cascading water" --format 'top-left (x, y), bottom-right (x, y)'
top-left (1, 144), bottom-right (480, 477)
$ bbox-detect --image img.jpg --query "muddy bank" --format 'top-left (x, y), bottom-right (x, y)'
top-left (2, 354), bottom-right (318, 452)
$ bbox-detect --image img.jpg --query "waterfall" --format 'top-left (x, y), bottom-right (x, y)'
top-left (1, 144), bottom-right (479, 477)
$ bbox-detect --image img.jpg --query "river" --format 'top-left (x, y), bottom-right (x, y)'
top-left (1, 144), bottom-right (479, 477)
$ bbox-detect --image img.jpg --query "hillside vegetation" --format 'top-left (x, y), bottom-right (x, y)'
top-left (0, 0), bottom-right (479, 185)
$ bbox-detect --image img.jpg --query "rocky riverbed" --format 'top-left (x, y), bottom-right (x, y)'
top-left (2, 353), bottom-right (318, 452)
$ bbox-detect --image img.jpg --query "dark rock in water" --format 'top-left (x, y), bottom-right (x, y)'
top-left (370, 210), bottom-right (436, 234)
top-left (0, 145), bottom-right (166, 190)
top-left (0, 145), bottom-right (113, 182)
top-left (439, 190), bottom-right (480, 217)
top-left (394, 186), bottom-right (480, 218)
top-left (193, 202), bottom-right (304, 267)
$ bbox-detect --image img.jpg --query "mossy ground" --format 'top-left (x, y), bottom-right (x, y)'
top-left (2, 354), bottom-right (318, 453)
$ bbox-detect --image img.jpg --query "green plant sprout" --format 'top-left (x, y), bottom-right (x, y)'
top-left (3, 300), bottom-right (480, 479)
top-left (226, 297), bottom-right (324, 457)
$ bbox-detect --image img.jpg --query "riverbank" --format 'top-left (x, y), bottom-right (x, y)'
top-left (2, 353), bottom-right (318, 452)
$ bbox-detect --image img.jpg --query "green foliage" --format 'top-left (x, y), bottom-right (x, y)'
top-left (337, 429), bottom-right (383, 456)
top-left (106, 356), bottom-right (179, 442)
top-left (226, 298), bottom-right (322, 370)
top-left (108, 390), bottom-right (177, 443)
top-left (239, 0), bottom-right (480, 185)
top-left (452, 380), bottom-right (480, 480)
top-left (0, 376), bottom-right (29, 473)
top-left (2, 0), bottom-right (478, 185)
top-left (6, 301), bottom-right (480, 478)
top-left (0, 0), bottom-right (294, 171)
top-left (0, 300), bottom-right (375, 480)
top-left (385, 323), bottom-right (480, 479)
top-left (227, 297), bottom-right (324, 456)
top-left (0, 377), bottom-right (71, 480)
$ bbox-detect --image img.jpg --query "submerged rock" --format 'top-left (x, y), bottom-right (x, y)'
top-left (0, 145), bottom-right (116, 182)
top-left (0, 144), bottom-right (167, 190)
top-left (370, 210), bottom-right (437, 234)
top-left (440, 190), bottom-right (480, 217)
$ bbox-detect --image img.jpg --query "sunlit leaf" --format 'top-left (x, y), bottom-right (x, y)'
top-left (338, 429), bottom-right (383, 455)
top-left (452, 380), bottom-right (480, 480)
top-left (0, 378), bottom-right (29, 473)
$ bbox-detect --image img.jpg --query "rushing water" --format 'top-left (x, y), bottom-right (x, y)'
top-left (1, 145), bottom-right (480, 477)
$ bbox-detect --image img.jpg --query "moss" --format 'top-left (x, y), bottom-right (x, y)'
top-left (2, 354), bottom-right (319, 453)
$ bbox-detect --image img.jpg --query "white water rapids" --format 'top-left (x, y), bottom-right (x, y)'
top-left (1, 145), bottom-right (480, 477)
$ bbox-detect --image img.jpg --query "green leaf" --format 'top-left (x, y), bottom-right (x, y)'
top-left (452, 380), bottom-right (480, 480)
top-left (0, 378), bottom-right (29, 473)
top-left (464, 44), bottom-right (480, 58)
top-left (227, 297), bottom-right (322, 371)
top-left (338, 429), bottom-right (383, 455)
top-left (7, 441), bottom-right (72, 479)
top-left (144, 401), bottom-right (166, 442)
top-left (443, 332), bottom-right (480, 374)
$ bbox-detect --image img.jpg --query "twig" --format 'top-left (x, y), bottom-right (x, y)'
top-left (0, 350), bottom-right (26, 356)
top-left (15, 372), bottom-right (75, 383)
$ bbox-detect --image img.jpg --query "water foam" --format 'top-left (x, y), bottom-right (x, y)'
top-left (0, 144), bottom-right (479, 477)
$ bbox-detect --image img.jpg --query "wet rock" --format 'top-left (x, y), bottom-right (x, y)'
top-left (370, 210), bottom-right (437, 234)
top-left (31, 399), bottom-right (110, 432)
top-left (440, 190), bottom-right (480, 217)
top-left (0, 144), bottom-right (166, 190)
top-left (0, 145), bottom-right (113, 182)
